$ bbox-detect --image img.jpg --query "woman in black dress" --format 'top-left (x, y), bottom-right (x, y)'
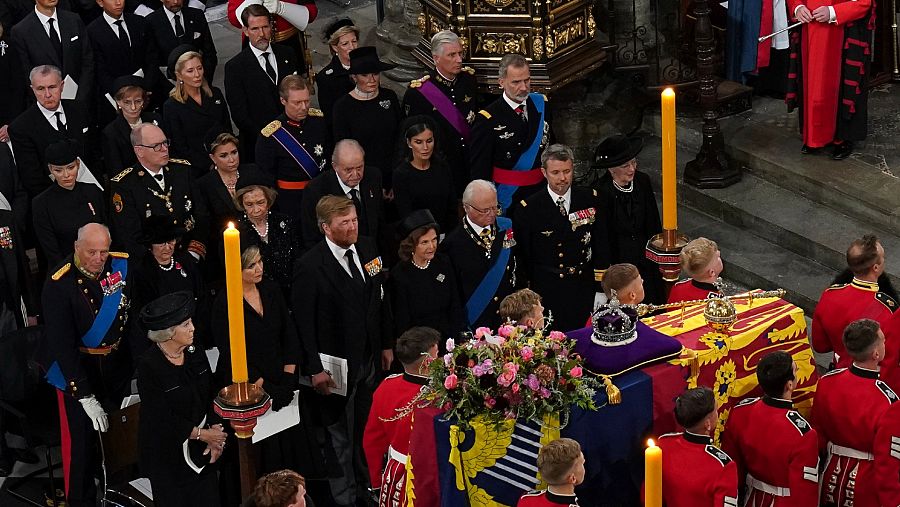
top-left (390, 210), bottom-right (465, 341)
top-left (137, 291), bottom-right (226, 507)
top-left (194, 132), bottom-right (271, 282)
top-left (235, 183), bottom-right (301, 298)
top-left (332, 46), bottom-right (403, 191)
top-left (163, 45), bottom-right (232, 177)
top-left (131, 216), bottom-right (206, 354)
top-left (392, 116), bottom-right (458, 234)
top-left (316, 18), bottom-right (358, 120)
top-left (101, 75), bottom-right (162, 178)
top-left (592, 134), bottom-right (665, 304)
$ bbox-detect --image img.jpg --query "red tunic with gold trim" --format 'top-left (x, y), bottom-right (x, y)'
top-left (874, 400), bottom-right (900, 506)
top-left (517, 489), bottom-right (580, 506)
top-left (667, 279), bottom-right (721, 305)
top-left (720, 396), bottom-right (819, 507)
top-left (811, 364), bottom-right (899, 507)
top-left (657, 432), bottom-right (738, 507)
top-left (362, 372), bottom-right (428, 507)
top-left (811, 278), bottom-right (897, 369)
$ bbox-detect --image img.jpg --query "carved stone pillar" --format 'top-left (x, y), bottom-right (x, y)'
top-left (377, 0), bottom-right (427, 82)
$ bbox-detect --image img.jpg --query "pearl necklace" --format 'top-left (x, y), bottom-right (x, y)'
top-left (613, 180), bottom-right (634, 193)
top-left (157, 342), bottom-right (183, 360)
top-left (159, 257), bottom-right (175, 271)
top-left (219, 169), bottom-right (240, 191)
top-left (352, 87), bottom-right (378, 100)
top-left (412, 259), bottom-right (431, 270)
top-left (250, 213), bottom-right (269, 239)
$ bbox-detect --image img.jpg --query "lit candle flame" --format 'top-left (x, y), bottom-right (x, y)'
top-left (647, 438), bottom-right (656, 448)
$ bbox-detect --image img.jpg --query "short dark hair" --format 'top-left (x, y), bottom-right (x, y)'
top-left (756, 351), bottom-right (794, 398)
top-left (241, 3), bottom-right (271, 27)
top-left (252, 469), bottom-right (304, 507)
top-left (843, 318), bottom-right (881, 360)
top-left (674, 387), bottom-right (715, 429)
top-left (395, 326), bottom-right (440, 365)
top-left (279, 74), bottom-right (309, 99)
top-left (847, 234), bottom-right (881, 277)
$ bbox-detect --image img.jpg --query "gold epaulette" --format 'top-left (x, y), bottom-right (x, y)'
top-left (478, 110), bottom-right (491, 119)
top-left (110, 167), bottom-right (132, 183)
top-left (826, 283), bottom-right (848, 291)
top-left (169, 158), bottom-right (191, 165)
top-left (594, 268), bottom-right (606, 282)
top-left (261, 120), bottom-right (282, 137)
top-left (519, 199), bottom-right (527, 207)
top-left (308, 108), bottom-right (323, 117)
top-left (462, 66), bottom-right (475, 75)
top-left (109, 251), bottom-right (129, 259)
top-left (51, 263), bottom-right (71, 281)
top-left (541, 93), bottom-right (549, 101)
top-left (409, 75), bottom-right (430, 88)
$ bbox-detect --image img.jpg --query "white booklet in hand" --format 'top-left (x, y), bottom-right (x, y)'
top-left (298, 353), bottom-right (349, 396)
top-left (252, 389), bottom-right (301, 443)
top-left (61, 75), bottom-right (79, 100)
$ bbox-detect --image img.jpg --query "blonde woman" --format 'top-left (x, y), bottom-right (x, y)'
top-left (316, 18), bottom-right (359, 118)
top-left (163, 45), bottom-right (232, 176)
top-left (668, 237), bottom-right (724, 304)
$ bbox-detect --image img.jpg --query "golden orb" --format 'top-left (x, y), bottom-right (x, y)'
top-left (704, 298), bottom-right (737, 333)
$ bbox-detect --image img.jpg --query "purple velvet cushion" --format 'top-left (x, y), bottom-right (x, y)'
top-left (569, 321), bottom-right (683, 376)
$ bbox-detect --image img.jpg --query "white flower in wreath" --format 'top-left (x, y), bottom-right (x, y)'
top-left (379, 100), bottom-right (391, 109)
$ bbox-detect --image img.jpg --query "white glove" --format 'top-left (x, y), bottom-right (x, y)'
top-left (274, 1), bottom-right (310, 30)
top-left (188, 0), bottom-right (206, 10)
top-left (261, 0), bottom-right (279, 14)
top-left (79, 396), bottom-right (109, 432)
top-left (133, 3), bottom-right (154, 16)
top-left (593, 291), bottom-right (607, 312)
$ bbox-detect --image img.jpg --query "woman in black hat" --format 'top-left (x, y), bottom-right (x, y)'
top-left (131, 215), bottom-right (206, 355)
top-left (591, 134), bottom-right (665, 304)
top-left (101, 75), bottom-right (163, 178)
top-left (390, 210), bottom-right (465, 342)
top-left (137, 291), bottom-right (226, 507)
top-left (332, 46), bottom-right (404, 190)
top-left (194, 132), bottom-right (271, 281)
top-left (235, 181), bottom-right (301, 299)
top-left (163, 45), bottom-right (232, 177)
top-left (392, 115), bottom-right (458, 234)
top-left (316, 18), bottom-right (359, 121)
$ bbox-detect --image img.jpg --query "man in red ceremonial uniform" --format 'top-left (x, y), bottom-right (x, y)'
top-left (656, 387), bottom-right (738, 507)
top-left (812, 235), bottom-right (897, 377)
top-left (362, 327), bottom-right (439, 507)
top-left (787, 0), bottom-right (875, 159)
top-left (812, 318), bottom-right (899, 507)
top-left (873, 399), bottom-right (900, 506)
top-left (517, 438), bottom-right (585, 507)
top-left (721, 351), bottom-right (819, 507)
top-left (228, 0), bottom-right (317, 69)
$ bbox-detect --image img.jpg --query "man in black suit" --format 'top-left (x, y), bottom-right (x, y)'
top-left (224, 3), bottom-right (298, 162)
top-left (301, 139), bottom-right (383, 249)
top-left (514, 144), bottom-right (610, 331)
top-left (292, 194), bottom-right (392, 507)
top-left (9, 65), bottom-right (97, 199)
top-left (468, 53), bottom-right (554, 215)
top-left (145, 0), bottom-right (217, 102)
top-left (10, 0), bottom-right (94, 104)
top-left (441, 179), bottom-right (518, 330)
top-left (87, 0), bottom-right (158, 125)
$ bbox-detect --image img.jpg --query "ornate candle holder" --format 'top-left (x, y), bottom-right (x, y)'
top-left (214, 382), bottom-right (271, 498)
top-left (645, 229), bottom-right (690, 295)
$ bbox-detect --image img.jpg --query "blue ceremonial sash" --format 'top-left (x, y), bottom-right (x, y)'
top-left (46, 257), bottom-right (128, 390)
top-left (466, 217), bottom-right (512, 326)
top-left (496, 93), bottom-right (545, 212)
top-left (271, 126), bottom-right (321, 180)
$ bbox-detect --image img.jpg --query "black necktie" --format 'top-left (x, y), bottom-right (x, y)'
top-left (514, 104), bottom-right (526, 122)
top-left (153, 173), bottom-right (164, 189)
top-left (114, 19), bottom-right (130, 47)
top-left (47, 18), bottom-right (63, 63)
top-left (344, 249), bottom-right (364, 284)
top-left (262, 52), bottom-right (277, 84)
top-left (349, 189), bottom-right (368, 235)
top-left (54, 111), bottom-right (66, 133)
top-left (173, 13), bottom-right (185, 38)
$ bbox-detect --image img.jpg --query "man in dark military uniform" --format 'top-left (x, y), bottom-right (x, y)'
top-left (441, 179), bottom-right (517, 330)
top-left (469, 53), bottom-right (553, 215)
top-left (42, 223), bottom-right (133, 507)
top-left (403, 30), bottom-right (479, 197)
top-left (256, 74), bottom-right (330, 220)
top-left (109, 123), bottom-right (206, 260)
top-left (813, 235), bottom-right (899, 386)
top-left (514, 144), bottom-right (609, 331)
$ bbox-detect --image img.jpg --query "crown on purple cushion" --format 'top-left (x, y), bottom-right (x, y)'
top-left (591, 290), bottom-right (638, 347)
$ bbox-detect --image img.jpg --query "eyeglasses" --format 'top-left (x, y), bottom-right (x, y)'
top-left (464, 202), bottom-right (501, 216)
top-left (119, 98), bottom-right (145, 108)
top-left (138, 139), bottom-right (171, 152)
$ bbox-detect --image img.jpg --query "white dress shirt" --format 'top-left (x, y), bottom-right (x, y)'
top-left (548, 186), bottom-right (572, 214)
top-left (326, 237), bottom-right (364, 278)
top-left (249, 43), bottom-right (279, 81)
top-left (164, 7), bottom-right (185, 36)
top-left (37, 102), bottom-right (66, 131)
top-left (103, 12), bottom-right (131, 41)
top-left (34, 8), bottom-right (60, 40)
top-left (336, 176), bottom-right (361, 199)
top-left (502, 92), bottom-right (527, 120)
top-left (465, 216), bottom-right (490, 237)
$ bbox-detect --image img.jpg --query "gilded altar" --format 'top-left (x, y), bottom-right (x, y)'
top-left (412, 0), bottom-right (608, 92)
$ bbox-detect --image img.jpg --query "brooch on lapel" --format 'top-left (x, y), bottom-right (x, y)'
top-left (568, 207), bottom-right (596, 231)
top-left (215, 99), bottom-right (222, 105)
top-left (379, 100), bottom-right (391, 109)
top-left (175, 261), bottom-right (187, 278)
top-left (502, 229), bottom-right (516, 249)
top-left (364, 256), bottom-right (383, 276)
top-left (325, 68), bottom-right (334, 75)
top-left (436, 273), bottom-right (445, 283)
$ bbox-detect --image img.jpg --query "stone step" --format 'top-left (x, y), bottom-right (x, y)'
top-left (643, 96), bottom-right (900, 236)
top-left (636, 136), bottom-right (900, 288)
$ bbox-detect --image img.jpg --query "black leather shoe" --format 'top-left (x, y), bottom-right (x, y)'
top-left (832, 142), bottom-right (853, 160)
top-left (800, 144), bottom-right (820, 154)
